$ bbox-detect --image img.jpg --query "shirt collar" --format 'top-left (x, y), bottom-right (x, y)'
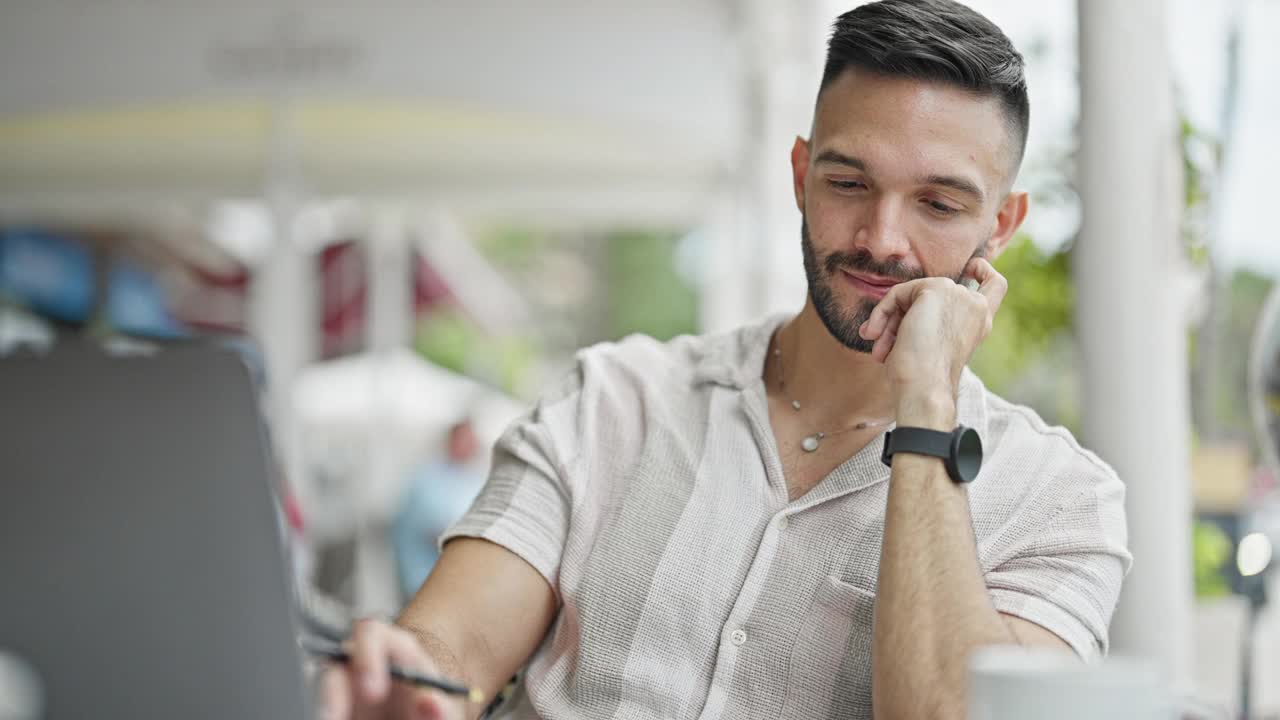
top-left (690, 313), bottom-right (789, 390)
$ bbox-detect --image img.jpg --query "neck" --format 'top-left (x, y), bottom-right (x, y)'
top-left (770, 300), bottom-right (898, 427)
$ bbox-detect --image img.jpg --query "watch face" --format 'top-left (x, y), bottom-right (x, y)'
top-left (954, 426), bottom-right (983, 482)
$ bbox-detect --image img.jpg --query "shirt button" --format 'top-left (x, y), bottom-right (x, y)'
top-left (730, 629), bottom-right (747, 646)
top-left (777, 516), bottom-right (789, 530)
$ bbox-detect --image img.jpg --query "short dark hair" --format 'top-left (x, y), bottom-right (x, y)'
top-left (820, 0), bottom-right (1030, 167)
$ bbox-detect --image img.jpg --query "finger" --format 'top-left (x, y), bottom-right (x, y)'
top-left (389, 685), bottom-right (447, 720)
top-left (319, 667), bottom-right (352, 720)
top-left (349, 619), bottom-right (391, 703)
top-left (860, 309), bottom-right (896, 341)
top-left (865, 285), bottom-right (916, 333)
top-left (380, 627), bottom-right (455, 719)
top-left (864, 280), bottom-right (926, 337)
top-left (869, 311), bottom-right (903, 360)
top-left (415, 690), bottom-right (458, 720)
top-left (883, 311), bottom-right (903, 340)
top-left (871, 326), bottom-right (897, 363)
top-left (964, 257), bottom-right (1009, 309)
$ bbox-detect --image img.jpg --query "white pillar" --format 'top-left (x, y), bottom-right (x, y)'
top-left (249, 96), bottom-right (317, 511)
top-left (698, 189), bottom-right (754, 334)
top-left (365, 210), bottom-right (413, 353)
top-left (247, 207), bottom-right (316, 502)
top-left (354, 209), bottom-right (415, 616)
top-left (1076, 0), bottom-right (1194, 690)
top-left (734, 0), bottom-right (826, 323)
top-left (751, 61), bottom-right (813, 318)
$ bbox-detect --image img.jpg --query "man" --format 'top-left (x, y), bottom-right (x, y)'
top-left (321, 1), bottom-right (1131, 718)
top-left (391, 419), bottom-right (485, 601)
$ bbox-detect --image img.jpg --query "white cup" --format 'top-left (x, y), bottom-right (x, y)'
top-left (0, 650), bottom-right (43, 720)
top-left (968, 645), bottom-right (1172, 720)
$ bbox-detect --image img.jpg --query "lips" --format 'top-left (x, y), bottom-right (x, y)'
top-left (840, 270), bottom-right (899, 299)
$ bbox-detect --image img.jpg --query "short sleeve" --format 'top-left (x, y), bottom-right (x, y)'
top-left (985, 462), bottom-right (1132, 662)
top-left (439, 367), bottom-right (582, 595)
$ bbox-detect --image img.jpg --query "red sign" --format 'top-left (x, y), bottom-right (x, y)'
top-left (319, 240), bottom-right (367, 359)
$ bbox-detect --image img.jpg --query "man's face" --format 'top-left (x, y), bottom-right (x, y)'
top-left (793, 68), bottom-right (1027, 351)
top-left (447, 422), bottom-right (478, 464)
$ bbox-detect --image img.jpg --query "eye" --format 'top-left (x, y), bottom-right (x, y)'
top-left (923, 198), bottom-right (960, 217)
top-left (828, 179), bottom-right (867, 191)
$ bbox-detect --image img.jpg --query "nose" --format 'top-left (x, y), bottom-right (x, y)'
top-left (853, 195), bottom-right (910, 262)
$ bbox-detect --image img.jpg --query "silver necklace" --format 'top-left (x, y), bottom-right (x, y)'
top-left (772, 336), bottom-right (894, 453)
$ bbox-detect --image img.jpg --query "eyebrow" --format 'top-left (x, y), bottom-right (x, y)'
top-left (922, 174), bottom-right (986, 205)
top-left (813, 149), bottom-right (986, 205)
top-left (813, 149), bottom-right (867, 171)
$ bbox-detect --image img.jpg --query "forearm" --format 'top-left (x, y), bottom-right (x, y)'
top-left (394, 538), bottom-right (559, 711)
top-left (395, 588), bottom-right (521, 708)
top-left (393, 615), bottom-right (467, 683)
top-left (394, 615), bottom-right (497, 720)
top-left (871, 394), bottom-right (1012, 719)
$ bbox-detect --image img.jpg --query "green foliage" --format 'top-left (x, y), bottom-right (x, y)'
top-left (1180, 116), bottom-right (1216, 267)
top-left (419, 226), bottom-right (698, 396)
top-left (1180, 117), bottom-right (1215, 217)
top-left (604, 231), bottom-right (699, 342)
top-left (1192, 520), bottom-right (1233, 598)
top-left (414, 307), bottom-right (538, 395)
top-left (1192, 270), bottom-right (1276, 446)
top-left (968, 234), bottom-right (1074, 397)
top-left (474, 226), bottom-right (556, 271)
top-left (414, 309), bottom-right (472, 375)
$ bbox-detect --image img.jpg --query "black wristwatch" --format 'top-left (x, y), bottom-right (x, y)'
top-left (880, 425), bottom-right (984, 483)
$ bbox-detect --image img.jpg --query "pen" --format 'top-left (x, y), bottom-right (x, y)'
top-left (300, 637), bottom-right (486, 705)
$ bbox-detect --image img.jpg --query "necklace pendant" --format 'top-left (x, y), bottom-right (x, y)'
top-left (791, 400), bottom-right (801, 411)
top-left (801, 434), bottom-right (822, 452)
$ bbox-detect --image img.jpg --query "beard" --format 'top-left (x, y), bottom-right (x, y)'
top-left (800, 216), bottom-right (978, 352)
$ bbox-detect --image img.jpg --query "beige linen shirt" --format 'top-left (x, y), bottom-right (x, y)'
top-left (442, 313), bottom-right (1131, 720)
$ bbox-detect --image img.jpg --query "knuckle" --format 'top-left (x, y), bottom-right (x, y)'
top-left (351, 619), bottom-right (381, 644)
top-left (349, 621), bottom-right (388, 667)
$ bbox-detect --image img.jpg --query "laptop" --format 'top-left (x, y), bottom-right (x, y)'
top-left (0, 342), bottom-right (313, 719)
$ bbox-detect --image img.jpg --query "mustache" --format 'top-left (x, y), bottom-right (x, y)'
top-left (822, 248), bottom-right (924, 283)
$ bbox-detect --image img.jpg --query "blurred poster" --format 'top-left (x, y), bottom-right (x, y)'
top-left (412, 249), bottom-right (454, 318)
top-left (170, 265), bottom-right (249, 334)
top-left (319, 240), bottom-right (367, 359)
top-left (106, 259), bottom-right (188, 338)
top-left (0, 229), bottom-right (94, 324)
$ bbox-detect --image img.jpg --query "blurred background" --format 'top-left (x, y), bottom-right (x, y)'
top-left (1, 0), bottom-right (1278, 716)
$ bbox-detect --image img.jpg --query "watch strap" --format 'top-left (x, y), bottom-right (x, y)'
top-left (880, 426), bottom-right (954, 466)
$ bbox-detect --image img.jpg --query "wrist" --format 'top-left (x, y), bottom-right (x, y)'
top-left (895, 387), bottom-right (957, 430)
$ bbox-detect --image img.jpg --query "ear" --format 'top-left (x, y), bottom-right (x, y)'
top-left (790, 136), bottom-right (811, 213)
top-left (984, 190), bottom-right (1029, 262)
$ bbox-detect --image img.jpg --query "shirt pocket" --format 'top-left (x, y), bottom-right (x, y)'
top-left (781, 575), bottom-right (876, 720)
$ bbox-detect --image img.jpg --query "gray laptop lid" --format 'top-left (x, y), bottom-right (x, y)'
top-left (0, 343), bottom-right (312, 719)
